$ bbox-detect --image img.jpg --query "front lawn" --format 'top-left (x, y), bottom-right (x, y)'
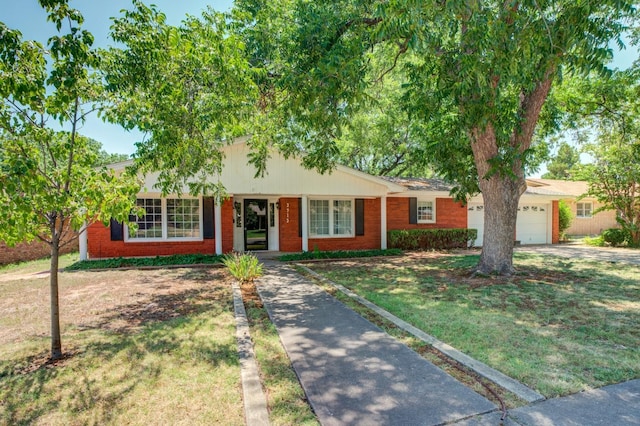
top-left (306, 252), bottom-right (640, 398)
top-left (0, 266), bottom-right (243, 425)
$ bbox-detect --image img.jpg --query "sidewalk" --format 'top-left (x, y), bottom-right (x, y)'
top-left (257, 263), bottom-right (496, 425)
top-left (256, 262), bottom-right (640, 426)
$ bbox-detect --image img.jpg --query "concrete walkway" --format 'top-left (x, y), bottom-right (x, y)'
top-left (257, 263), bottom-right (496, 425)
top-left (256, 260), bottom-right (640, 426)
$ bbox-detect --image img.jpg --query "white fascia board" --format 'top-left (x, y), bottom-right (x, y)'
top-left (387, 190), bottom-right (452, 198)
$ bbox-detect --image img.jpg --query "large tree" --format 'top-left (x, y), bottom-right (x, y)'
top-left (234, 0), bottom-right (637, 274)
top-left (0, 1), bottom-right (141, 360)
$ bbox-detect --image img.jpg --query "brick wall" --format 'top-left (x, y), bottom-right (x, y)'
top-left (387, 197), bottom-right (467, 230)
top-left (552, 200), bottom-right (560, 244)
top-left (221, 198), bottom-right (234, 253)
top-left (308, 198), bottom-right (381, 251)
top-left (279, 197), bottom-right (302, 252)
top-left (564, 200), bottom-right (618, 236)
top-left (87, 220), bottom-right (216, 258)
top-left (0, 237), bottom-right (78, 266)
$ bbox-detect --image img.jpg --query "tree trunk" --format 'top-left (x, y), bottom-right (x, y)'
top-left (475, 174), bottom-right (523, 275)
top-left (49, 241), bottom-right (62, 360)
top-left (470, 123), bottom-right (526, 275)
top-left (468, 73), bottom-right (554, 275)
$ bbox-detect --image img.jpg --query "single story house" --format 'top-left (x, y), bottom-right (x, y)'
top-left (525, 179), bottom-right (618, 237)
top-left (82, 139), bottom-right (563, 259)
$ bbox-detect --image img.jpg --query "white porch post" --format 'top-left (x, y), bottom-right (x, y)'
top-left (214, 201), bottom-right (223, 255)
top-left (381, 196), bottom-right (387, 250)
top-left (79, 223), bottom-right (88, 260)
top-left (301, 195), bottom-right (309, 252)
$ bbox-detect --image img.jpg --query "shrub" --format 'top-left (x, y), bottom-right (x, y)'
top-left (558, 200), bottom-right (573, 240)
top-left (222, 252), bottom-right (263, 283)
top-left (584, 235), bottom-right (605, 247)
top-left (66, 254), bottom-right (223, 271)
top-left (602, 228), bottom-right (630, 247)
top-left (388, 228), bottom-right (477, 250)
top-left (278, 248), bottom-right (402, 262)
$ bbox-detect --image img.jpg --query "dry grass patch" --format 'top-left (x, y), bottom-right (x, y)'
top-left (306, 251), bottom-right (640, 398)
top-left (0, 265), bottom-right (243, 425)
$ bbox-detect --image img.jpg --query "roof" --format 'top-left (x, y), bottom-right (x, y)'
top-left (525, 179), bottom-right (589, 197)
top-left (382, 176), bottom-right (571, 199)
top-left (381, 177), bottom-right (454, 192)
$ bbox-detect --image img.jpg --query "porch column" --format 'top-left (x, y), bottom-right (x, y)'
top-left (381, 196), bottom-right (387, 250)
top-left (214, 201), bottom-right (223, 255)
top-left (301, 195), bottom-right (309, 252)
top-left (79, 223), bottom-right (88, 260)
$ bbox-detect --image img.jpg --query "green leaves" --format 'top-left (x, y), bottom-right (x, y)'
top-left (103, 1), bottom-right (258, 197)
top-left (0, 1), bottom-right (141, 248)
top-left (552, 70), bottom-right (640, 246)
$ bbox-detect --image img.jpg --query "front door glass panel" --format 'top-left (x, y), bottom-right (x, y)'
top-left (244, 199), bottom-right (268, 251)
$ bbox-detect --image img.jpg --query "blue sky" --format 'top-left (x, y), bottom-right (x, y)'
top-left (0, 0), bottom-right (234, 155)
top-left (1, 1), bottom-right (638, 163)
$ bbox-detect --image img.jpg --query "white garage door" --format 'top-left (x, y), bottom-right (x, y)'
top-left (516, 204), bottom-right (549, 244)
top-left (467, 203), bottom-right (484, 247)
top-left (467, 203), bottom-right (550, 247)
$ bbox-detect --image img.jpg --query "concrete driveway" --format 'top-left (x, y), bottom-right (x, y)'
top-left (515, 243), bottom-right (640, 266)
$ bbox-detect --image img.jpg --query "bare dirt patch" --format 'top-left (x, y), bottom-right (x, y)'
top-left (0, 267), bottom-right (233, 363)
top-left (1, 265), bottom-right (245, 425)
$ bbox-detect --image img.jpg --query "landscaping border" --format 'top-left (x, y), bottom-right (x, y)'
top-left (232, 282), bottom-right (271, 425)
top-left (298, 264), bottom-right (545, 404)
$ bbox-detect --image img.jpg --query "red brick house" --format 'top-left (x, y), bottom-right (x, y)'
top-left (83, 138), bottom-right (562, 259)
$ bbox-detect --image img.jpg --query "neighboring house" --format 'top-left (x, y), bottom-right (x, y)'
top-left (526, 179), bottom-right (618, 237)
top-left (0, 238), bottom-right (78, 267)
top-left (83, 139), bottom-right (562, 259)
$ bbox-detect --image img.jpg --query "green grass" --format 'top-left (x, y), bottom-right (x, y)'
top-left (65, 253), bottom-right (224, 271)
top-left (0, 252), bottom-right (78, 274)
top-left (246, 229), bottom-right (266, 239)
top-left (306, 252), bottom-right (640, 398)
top-left (278, 248), bottom-right (402, 262)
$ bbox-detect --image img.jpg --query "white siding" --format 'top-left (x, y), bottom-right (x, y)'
top-left (217, 143), bottom-right (391, 197)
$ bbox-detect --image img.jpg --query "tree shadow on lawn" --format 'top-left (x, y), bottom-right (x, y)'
top-left (0, 269), bottom-right (238, 425)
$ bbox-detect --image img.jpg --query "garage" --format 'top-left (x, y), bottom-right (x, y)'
top-left (468, 202), bottom-right (551, 247)
top-left (516, 204), bottom-right (550, 244)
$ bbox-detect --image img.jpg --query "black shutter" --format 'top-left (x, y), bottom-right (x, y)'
top-left (202, 197), bottom-right (214, 239)
top-left (298, 198), bottom-right (303, 237)
top-left (409, 197), bottom-right (418, 224)
top-left (355, 199), bottom-right (365, 236)
top-left (110, 219), bottom-right (124, 241)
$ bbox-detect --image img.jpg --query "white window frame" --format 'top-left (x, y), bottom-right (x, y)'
top-left (417, 199), bottom-right (436, 224)
top-left (576, 202), bottom-right (593, 219)
top-left (308, 198), bottom-right (354, 238)
top-left (125, 196), bottom-right (204, 242)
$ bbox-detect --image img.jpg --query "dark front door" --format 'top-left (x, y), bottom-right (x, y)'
top-left (244, 199), bottom-right (268, 251)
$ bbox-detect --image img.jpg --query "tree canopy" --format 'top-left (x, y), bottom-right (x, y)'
top-left (551, 69), bottom-right (640, 245)
top-left (231, 0), bottom-right (638, 274)
top-left (0, 0), bottom-right (141, 359)
top-left (103, 0), bottom-right (257, 197)
top-left (541, 142), bottom-right (581, 180)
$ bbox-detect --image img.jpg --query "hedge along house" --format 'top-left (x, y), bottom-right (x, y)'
top-left (83, 138), bottom-right (562, 259)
